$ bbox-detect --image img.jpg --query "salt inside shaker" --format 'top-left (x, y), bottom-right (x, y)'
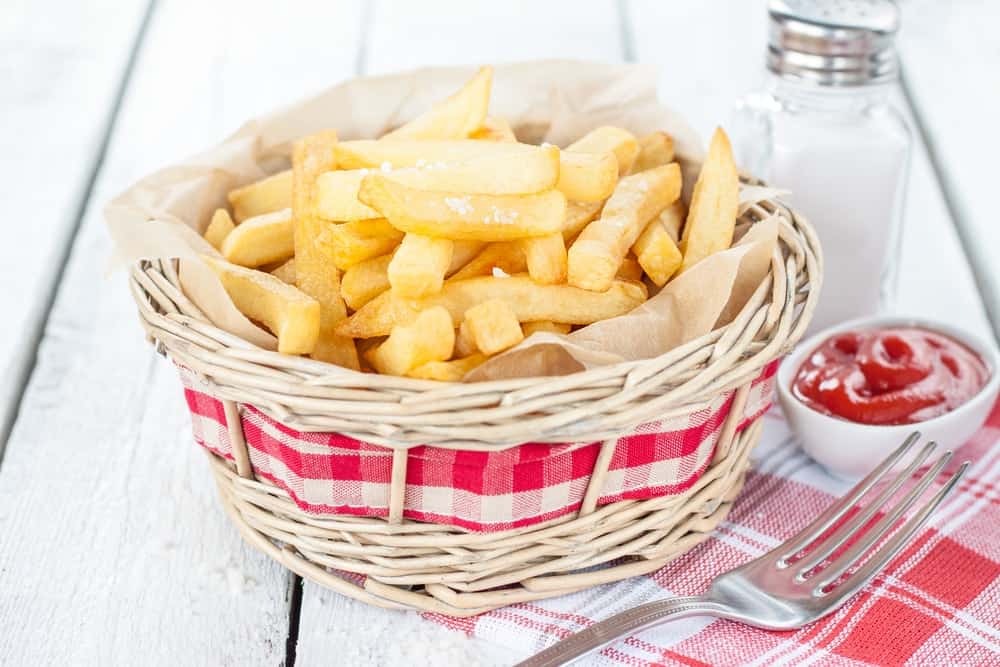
top-left (731, 0), bottom-right (911, 333)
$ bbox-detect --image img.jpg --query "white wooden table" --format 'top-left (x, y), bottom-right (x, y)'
top-left (1, 1), bottom-right (997, 664)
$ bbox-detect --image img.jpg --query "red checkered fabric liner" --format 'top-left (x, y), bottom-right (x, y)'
top-left (428, 398), bottom-right (1000, 665)
top-left (179, 362), bottom-right (778, 532)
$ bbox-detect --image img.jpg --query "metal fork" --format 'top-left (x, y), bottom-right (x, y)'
top-left (517, 434), bottom-right (968, 667)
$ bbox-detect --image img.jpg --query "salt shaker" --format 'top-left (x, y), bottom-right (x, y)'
top-left (731, 0), bottom-right (911, 333)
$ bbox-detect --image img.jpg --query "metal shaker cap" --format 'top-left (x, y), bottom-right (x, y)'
top-left (767, 0), bottom-right (900, 86)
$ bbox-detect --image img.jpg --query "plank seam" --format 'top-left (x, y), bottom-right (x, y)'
top-left (285, 575), bottom-right (304, 666)
top-left (0, 0), bottom-right (160, 464)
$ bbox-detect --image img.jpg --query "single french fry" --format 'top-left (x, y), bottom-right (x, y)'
top-left (455, 320), bottom-right (478, 358)
top-left (366, 307), bottom-right (455, 376)
top-left (359, 174), bottom-right (566, 241)
top-left (203, 208), bottom-right (235, 249)
top-left (562, 201), bottom-right (603, 241)
top-left (462, 299), bottom-right (524, 355)
top-left (382, 66), bottom-right (492, 140)
top-left (521, 321), bottom-right (572, 336)
top-left (521, 233), bottom-right (567, 285)
top-left (658, 200), bottom-right (686, 243)
top-left (568, 163), bottom-right (682, 292)
top-left (271, 258), bottom-right (296, 284)
top-left (337, 275), bottom-right (647, 338)
top-left (292, 131), bottom-right (359, 369)
top-left (633, 217), bottom-right (683, 286)
top-left (314, 170), bottom-right (382, 221)
top-left (616, 256), bottom-right (644, 282)
top-left (333, 139), bottom-right (535, 170)
top-left (228, 169), bottom-right (293, 222)
top-left (470, 116), bottom-right (516, 142)
top-left (407, 354), bottom-right (487, 381)
top-left (630, 132), bottom-right (675, 174)
top-left (448, 242), bottom-right (526, 281)
top-left (388, 234), bottom-right (454, 297)
top-left (556, 151), bottom-right (618, 202)
top-left (341, 254), bottom-right (392, 311)
top-left (387, 145), bottom-right (559, 195)
top-left (202, 255), bottom-right (319, 355)
top-left (680, 128), bottom-right (739, 273)
top-left (220, 208), bottom-right (294, 268)
top-left (316, 218), bottom-right (404, 270)
top-left (567, 126), bottom-right (639, 176)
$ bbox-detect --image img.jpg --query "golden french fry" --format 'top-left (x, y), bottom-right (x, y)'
top-left (567, 126), bottom-right (639, 176)
top-left (341, 254), bottom-right (392, 311)
top-left (314, 170), bottom-right (382, 221)
top-left (562, 201), bottom-right (603, 242)
top-left (388, 145), bottom-right (559, 195)
top-left (462, 299), bottom-right (524, 355)
top-left (202, 255), bottom-right (319, 355)
top-left (228, 169), bottom-right (293, 222)
top-left (359, 174), bottom-right (566, 241)
top-left (680, 128), bottom-right (739, 273)
top-left (220, 208), bottom-right (294, 268)
top-left (633, 217), bottom-right (683, 286)
top-left (455, 320), bottom-right (478, 358)
top-left (568, 163), bottom-right (682, 292)
top-left (521, 321), bottom-right (572, 336)
top-left (388, 234), bottom-right (454, 298)
top-left (658, 200), bottom-right (686, 243)
top-left (333, 139), bottom-right (534, 170)
top-left (521, 233), bottom-right (567, 285)
top-left (630, 132), bottom-right (675, 174)
top-left (470, 116), bottom-right (516, 142)
top-left (316, 218), bottom-right (404, 270)
top-left (382, 66), bottom-right (492, 141)
top-left (556, 151), bottom-right (618, 202)
top-left (271, 258), bottom-right (296, 284)
top-left (448, 240), bottom-right (488, 275)
top-left (203, 208), bottom-right (235, 249)
top-left (407, 354), bottom-right (487, 381)
top-left (337, 275), bottom-right (647, 338)
top-left (616, 256), bottom-right (644, 282)
top-left (366, 307), bottom-right (455, 376)
top-left (293, 131), bottom-right (359, 369)
top-left (448, 242), bottom-right (526, 281)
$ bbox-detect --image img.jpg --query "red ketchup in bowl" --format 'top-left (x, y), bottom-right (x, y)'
top-left (792, 327), bottom-right (990, 425)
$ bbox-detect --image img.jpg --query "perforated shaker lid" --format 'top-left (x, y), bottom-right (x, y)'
top-left (768, 0), bottom-right (901, 85)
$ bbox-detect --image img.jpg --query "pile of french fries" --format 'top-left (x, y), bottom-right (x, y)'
top-left (201, 66), bottom-right (740, 381)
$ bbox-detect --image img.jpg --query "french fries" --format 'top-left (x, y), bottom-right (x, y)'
top-left (316, 218), bottom-right (404, 270)
top-left (522, 321), bottom-right (572, 336)
top-left (359, 174), bottom-right (566, 241)
top-left (521, 233), bottom-right (567, 285)
top-left (632, 216), bottom-right (683, 286)
top-left (228, 169), bottom-right (293, 222)
top-left (382, 66), bottom-right (492, 141)
top-left (448, 242), bottom-right (526, 281)
top-left (271, 258), bottom-right (296, 284)
top-left (203, 209), bottom-right (235, 249)
top-left (388, 234), bottom-right (454, 297)
top-left (616, 256), bottom-right (644, 282)
top-left (337, 275), bottom-right (647, 338)
top-left (203, 255), bottom-right (319, 355)
top-left (315, 170), bottom-right (383, 221)
top-left (342, 254), bottom-right (393, 311)
top-left (680, 128), bottom-right (739, 273)
top-left (658, 200), bottom-right (686, 243)
top-left (221, 208), bottom-right (294, 268)
top-left (407, 354), bottom-right (487, 381)
top-left (470, 116), bottom-right (516, 142)
top-left (568, 163), bottom-right (682, 292)
top-left (630, 132), bottom-right (675, 173)
top-left (366, 307), bottom-right (455, 376)
top-left (566, 127), bottom-right (639, 176)
top-left (556, 151), bottom-right (618, 202)
top-left (292, 131), bottom-right (359, 369)
top-left (334, 139), bottom-right (531, 170)
top-left (461, 299), bottom-right (524, 354)
top-left (562, 201), bottom-right (603, 241)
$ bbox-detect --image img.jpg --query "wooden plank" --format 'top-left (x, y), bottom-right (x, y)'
top-left (628, 0), bottom-right (993, 341)
top-left (898, 0), bottom-right (1000, 341)
top-left (0, 0), bottom-right (363, 663)
top-left (0, 0), bottom-right (150, 454)
top-left (295, 2), bottom-right (621, 663)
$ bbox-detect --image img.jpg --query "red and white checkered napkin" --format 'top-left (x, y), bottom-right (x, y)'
top-left (432, 400), bottom-right (1000, 666)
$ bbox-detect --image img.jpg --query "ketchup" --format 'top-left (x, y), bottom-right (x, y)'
top-left (792, 327), bottom-right (990, 425)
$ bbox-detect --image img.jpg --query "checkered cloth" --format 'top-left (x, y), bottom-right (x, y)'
top-left (430, 399), bottom-right (1000, 665)
top-left (180, 363), bottom-right (777, 532)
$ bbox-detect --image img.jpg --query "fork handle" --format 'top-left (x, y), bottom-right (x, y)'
top-left (515, 596), bottom-right (723, 667)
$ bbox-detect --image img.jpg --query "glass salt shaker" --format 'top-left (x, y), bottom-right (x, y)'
top-left (731, 0), bottom-right (911, 333)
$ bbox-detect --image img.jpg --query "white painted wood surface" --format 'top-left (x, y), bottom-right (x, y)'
top-left (1, 1), bottom-right (998, 665)
top-left (0, 0), bottom-right (149, 449)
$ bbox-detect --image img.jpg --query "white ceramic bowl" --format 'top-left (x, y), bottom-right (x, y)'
top-left (777, 315), bottom-right (1000, 479)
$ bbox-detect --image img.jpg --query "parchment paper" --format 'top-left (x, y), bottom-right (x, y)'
top-left (104, 60), bottom-right (783, 380)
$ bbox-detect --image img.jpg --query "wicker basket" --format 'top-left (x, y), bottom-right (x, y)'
top-left (130, 191), bottom-right (820, 617)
